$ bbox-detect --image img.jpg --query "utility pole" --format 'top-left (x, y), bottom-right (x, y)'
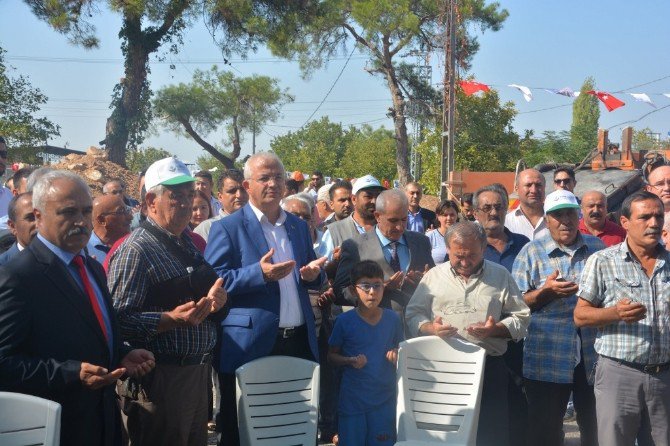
top-left (440, 0), bottom-right (457, 200)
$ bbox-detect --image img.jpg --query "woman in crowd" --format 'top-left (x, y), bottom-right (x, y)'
top-left (190, 189), bottom-right (213, 230)
top-left (427, 199), bottom-right (460, 265)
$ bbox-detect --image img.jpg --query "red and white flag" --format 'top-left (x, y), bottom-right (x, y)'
top-left (586, 90), bottom-right (625, 112)
top-left (459, 80), bottom-right (490, 96)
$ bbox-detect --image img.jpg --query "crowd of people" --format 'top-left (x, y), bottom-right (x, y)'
top-left (0, 132), bottom-right (669, 446)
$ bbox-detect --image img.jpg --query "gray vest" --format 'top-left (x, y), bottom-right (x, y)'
top-left (327, 216), bottom-right (365, 248)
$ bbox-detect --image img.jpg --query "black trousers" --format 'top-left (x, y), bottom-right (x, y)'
top-left (478, 355), bottom-right (510, 446)
top-left (218, 325), bottom-right (314, 446)
top-left (525, 359), bottom-right (598, 446)
top-left (503, 339), bottom-right (527, 446)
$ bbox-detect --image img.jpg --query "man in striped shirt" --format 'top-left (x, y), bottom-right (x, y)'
top-left (575, 191), bottom-right (670, 445)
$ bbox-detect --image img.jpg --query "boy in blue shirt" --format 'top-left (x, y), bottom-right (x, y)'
top-left (328, 260), bottom-right (404, 445)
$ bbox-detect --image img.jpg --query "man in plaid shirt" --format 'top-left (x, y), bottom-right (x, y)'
top-left (575, 191), bottom-right (670, 445)
top-left (512, 190), bottom-right (605, 446)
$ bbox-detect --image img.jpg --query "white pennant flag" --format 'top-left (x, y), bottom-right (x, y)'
top-left (663, 93), bottom-right (670, 99)
top-left (508, 84), bottom-right (533, 102)
top-left (630, 93), bottom-right (656, 108)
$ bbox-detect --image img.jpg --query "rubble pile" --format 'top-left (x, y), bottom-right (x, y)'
top-left (52, 147), bottom-right (139, 199)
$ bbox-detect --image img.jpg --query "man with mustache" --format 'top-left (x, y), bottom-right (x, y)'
top-left (193, 168), bottom-right (248, 242)
top-left (579, 190), bottom-right (626, 247)
top-left (506, 168), bottom-right (549, 240)
top-left (0, 192), bottom-right (37, 265)
top-left (512, 190), bottom-right (605, 446)
top-left (575, 191), bottom-right (670, 445)
top-left (87, 194), bottom-right (133, 263)
top-left (0, 170), bottom-right (155, 446)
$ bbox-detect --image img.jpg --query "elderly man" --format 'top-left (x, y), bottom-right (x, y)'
top-left (0, 170), bottom-right (154, 446)
top-left (512, 190), bottom-right (605, 446)
top-left (645, 164), bottom-right (670, 214)
top-left (579, 190), bottom-right (626, 247)
top-left (108, 157), bottom-right (227, 446)
top-left (553, 167), bottom-right (577, 193)
top-left (193, 168), bottom-right (248, 241)
top-left (406, 221), bottom-right (530, 446)
top-left (506, 168), bottom-right (549, 240)
top-left (405, 181), bottom-right (436, 232)
top-left (473, 185), bottom-right (530, 446)
top-left (575, 191), bottom-right (670, 445)
top-left (205, 153), bottom-right (326, 446)
top-left (87, 194), bottom-right (132, 263)
top-left (317, 174), bottom-right (385, 259)
top-left (319, 179), bottom-right (353, 229)
top-left (315, 183), bottom-right (333, 222)
top-left (0, 192), bottom-right (37, 265)
top-left (333, 189), bottom-right (435, 311)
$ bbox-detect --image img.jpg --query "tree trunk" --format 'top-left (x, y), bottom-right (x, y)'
top-left (383, 50), bottom-right (412, 185)
top-left (180, 119), bottom-right (235, 169)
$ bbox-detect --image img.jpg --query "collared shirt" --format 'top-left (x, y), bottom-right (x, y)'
top-left (407, 209), bottom-right (425, 233)
top-left (505, 207), bottom-right (549, 240)
top-left (484, 228), bottom-right (530, 273)
top-left (375, 227), bottom-right (409, 272)
top-left (17, 242), bottom-right (25, 252)
top-left (578, 218), bottom-right (626, 248)
top-left (578, 241), bottom-right (670, 364)
top-left (248, 202), bottom-right (304, 328)
top-left (317, 215), bottom-right (367, 259)
top-left (38, 233), bottom-right (113, 353)
top-left (512, 233), bottom-right (605, 384)
top-left (210, 196), bottom-right (222, 216)
top-left (193, 208), bottom-right (230, 242)
top-left (108, 218), bottom-right (217, 356)
top-left (86, 230), bottom-right (111, 264)
top-left (406, 260), bottom-right (530, 356)
top-left (0, 186), bottom-right (13, 229)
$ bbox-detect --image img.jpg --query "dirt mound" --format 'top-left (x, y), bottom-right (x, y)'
top-left (52, 147), bottom-right (139, 199)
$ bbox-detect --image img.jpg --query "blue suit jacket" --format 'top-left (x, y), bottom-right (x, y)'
top-left (204, 204), bottom-right (322, 373)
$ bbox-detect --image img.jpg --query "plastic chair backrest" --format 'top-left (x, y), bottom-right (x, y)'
top-left (236, 356), bottom-right (320, 446)
top-left (396, 336), bottom-right (486, 446)
top-left (0, 392), bottom-right (61, 446)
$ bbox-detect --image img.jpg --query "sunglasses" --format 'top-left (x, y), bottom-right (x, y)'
top-left (554, 178), bottom-right (572, 185)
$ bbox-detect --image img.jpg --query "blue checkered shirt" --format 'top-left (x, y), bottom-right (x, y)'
top-left (578, 242), bottom-right (670, 364)
top-left (512, 233), bottom-right (605, 384)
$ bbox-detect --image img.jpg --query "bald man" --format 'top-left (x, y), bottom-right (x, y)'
top-left (578, 191), bottom-right (626, 247)
top-left (87, 195), bottom-right (132, 262)
top-left (646, 165), bottom-right (670, 214)
top-left (505, 169), bottom-right (549, 240)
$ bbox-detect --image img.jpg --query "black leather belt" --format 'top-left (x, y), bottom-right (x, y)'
top-left (603, 355), bottom-right (670, 375)
top-left (277, 325), bottom-right (306, 339)
top-left (154, 352), bottom-right (212, 366)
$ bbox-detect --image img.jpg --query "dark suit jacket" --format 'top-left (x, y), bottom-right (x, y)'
top-left (0, 242), bottom-right (19, 266)
top-left (333, 229), bottom-right (435, 310)
top-left (419, 207), bottom-right (437, 230)
top-left (0, 238), bottom-right (126, 446)
top-left (204, 204), bottom-right (323, 374)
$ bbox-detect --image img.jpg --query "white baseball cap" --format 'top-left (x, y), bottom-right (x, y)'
top-left (317, 183), bottom-right (334, 202)
top-left (144, 156), bottom-right (194, 191)
top-left (352, 174), bottom-right (385, 195)
top-left (544, 190), bottom-right (580, 214)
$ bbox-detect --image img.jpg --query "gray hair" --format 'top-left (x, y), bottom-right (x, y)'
top-left (243, 152), bottom-right (285, 180)
top-left (33, 170), bottom-right (91, 212)
top-left (283, 192), bottom-right (315, 212)
top-left (376, 189), bottom-right (408, 213)
top-left (147, 184), bottom-right (166, 196)
top-left (473, 185), bottom-right (508, 210)
top-left (26, 167), bottom-right (54, 193)
top-left (445, 221), bottom-right (487, 249)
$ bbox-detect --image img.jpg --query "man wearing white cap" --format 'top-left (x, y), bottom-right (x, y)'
top-left (317, 174), bottom-right (385, 260)
top-left (108, 156), bottom-right (228, 446)
top-left (512, 190), bottom-right (605, 446)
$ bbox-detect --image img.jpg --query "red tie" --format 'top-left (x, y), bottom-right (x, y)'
top-left (72, 255), bottom-right (108, 341)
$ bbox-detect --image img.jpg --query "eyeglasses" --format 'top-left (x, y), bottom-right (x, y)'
top-left (649, 180), bottom-right (670, 190)
top-left (251, 175), bottom-right (285, 185)
top-left (355, 283), bottom-right (383, 293)
top-left (477, 204), bottom-right (504, 214)
top-left (554, 178), bottom-right (572, 185)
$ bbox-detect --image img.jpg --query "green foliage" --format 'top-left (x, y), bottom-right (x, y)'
top-left (125, 146), bottom-right (172, 173)
top-left (570, 76), bottom-right (599, 161)
top-left (413, 130), bottom-right (441, 195)
top-left (337, 126), bottom-right (397, 180)
top-left (0, 47), bottom-right (60, 159)
top-left (520, 130), bottom-right (572, 167)
top-left (196, 153), bottom-right (244, 176)
top-left (632, 127), bottom-right (664, 152)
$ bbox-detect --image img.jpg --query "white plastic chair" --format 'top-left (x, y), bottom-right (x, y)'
top-left (395, 336), bottom-right (486, 446)
top-left (236, 356), bottom-right (320, 446)
top-left (0, 392), bottom-right (61, 446)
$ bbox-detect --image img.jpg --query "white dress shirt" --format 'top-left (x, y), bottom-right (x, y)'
top-left (249, 202), bottom-right (305, 327)
top-left (504, 206), bottom-right (549, 241)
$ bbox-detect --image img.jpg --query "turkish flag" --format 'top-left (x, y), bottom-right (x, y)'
top-left (459, 80), bottom-right (491, 96)
top-left (586, 90), bottom-right (625, 112)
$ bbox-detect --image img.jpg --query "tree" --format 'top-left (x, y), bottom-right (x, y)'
top-left (520, 130), bottom-right (572, 168)
top-left (570, 76), bottom-right (599, 161)
top-left (125, 146), bottom-right (172, 173)
top-left (632, 127), bottom-right (664, 152)
top-left (270, 117), bottom-right (351, 174)
top-left (337, 126), bottom-right (397, 181)
top-left (0, 47), bottom-right (60, 160)
top-left (153, 67), bottom-right (292, 169)
top-left (270, 0), bottom-right (508, 185)
top-left (24, 0), bottom-right (316, 166)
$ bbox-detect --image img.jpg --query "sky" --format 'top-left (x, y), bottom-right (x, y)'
top-left (2, 0), bottom-right (670, 167)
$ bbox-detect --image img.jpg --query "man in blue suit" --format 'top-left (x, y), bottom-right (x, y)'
top-left (205, 153), bottom-right (326, 445)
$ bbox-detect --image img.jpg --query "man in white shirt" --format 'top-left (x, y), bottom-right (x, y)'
top-left (505, 168), bottom-right (549, 240)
